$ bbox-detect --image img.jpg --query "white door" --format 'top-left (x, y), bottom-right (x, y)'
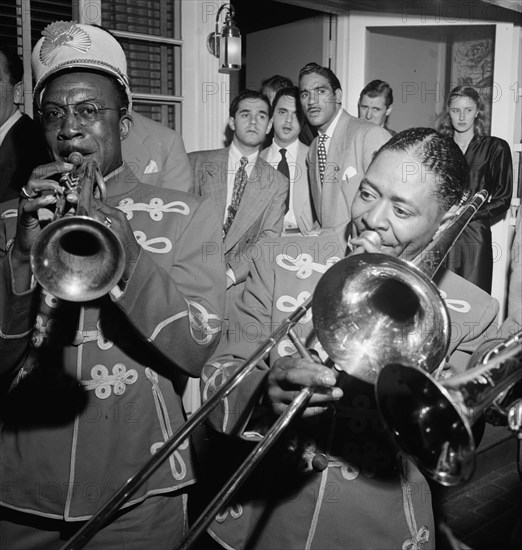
top-left (334, 11), bottom-right (519, 319)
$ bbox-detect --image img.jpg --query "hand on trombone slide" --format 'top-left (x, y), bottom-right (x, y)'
top-left (267, 355), bottom-right (343, 418)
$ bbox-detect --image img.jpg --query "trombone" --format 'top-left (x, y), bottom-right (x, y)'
top-left (376, 329), bottom-right (522, 487)
top-left (61, 190), bottom-right (488, 550)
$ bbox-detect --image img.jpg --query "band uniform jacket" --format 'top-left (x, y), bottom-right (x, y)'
top-left (188, 147), bottom-right (288, 286)
top-left (122, 111), bottom-right (194, 192)
top-left (0, 113), bottom-right (50, 202)
top-left (308, 109), bottom-right (390, 228)
top-left (260, 140), bottom-right (316, 234)
top-left (201, 230), bottom-right (499, 550)
top-left (0, 163), bottom-right (225, 520)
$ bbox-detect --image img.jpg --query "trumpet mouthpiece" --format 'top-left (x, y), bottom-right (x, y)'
top-left (68, 152), bottom-right (84, 166)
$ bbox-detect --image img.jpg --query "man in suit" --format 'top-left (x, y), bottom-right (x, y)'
top-left (358, 79), bottom-right (397, 135)
top-left (0, 45), bottom-right (49, 202)
top-left (122, 110), bottom-right (194, 192)
top-left (260, 86), bottom-right (316, 235)
top-left (299, 62), bottom-right (390, 229)
top-left (189, 89), bottom-right (288, 293)
top-left (86, 25), bottom-right (193, 193)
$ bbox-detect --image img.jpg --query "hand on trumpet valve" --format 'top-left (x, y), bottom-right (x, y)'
top-left (14, 161), bottom-right (73, 256)
top-left (267, 356), bottom-right (343, 418)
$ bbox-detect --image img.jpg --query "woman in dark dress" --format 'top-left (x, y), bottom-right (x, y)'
top-left (437, 85), bottom-right (513, 293)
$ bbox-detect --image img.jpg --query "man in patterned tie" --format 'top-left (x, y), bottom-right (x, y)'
top-left (199, 128), bottom-right (499, 550)
top-left (299, 62), bottom-right (391, 229)
top-left (0, 22), bottom-right (225, 549)
top-left (189, 90), bottom-right (288, 298)
top-left (260, 86), bottom-right (316, 235)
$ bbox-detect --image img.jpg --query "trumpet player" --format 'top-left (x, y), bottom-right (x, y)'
top-left (200, 128), bottom-right (499, 550)
top-left (0, 23), bottom-right (225, 549)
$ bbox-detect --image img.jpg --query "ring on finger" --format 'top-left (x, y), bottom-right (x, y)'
top-left (20, 186), bottom-right (38, 200)
top-left (104, 216), bottom-right (112, 228)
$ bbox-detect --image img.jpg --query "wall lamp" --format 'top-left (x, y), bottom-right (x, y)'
top-left (207, 3), bottom-right (241, 73)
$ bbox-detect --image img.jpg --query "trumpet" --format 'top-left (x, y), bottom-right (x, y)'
top-left (30, 153), bottom-right (125, 302)
top-left (376, 330), bottom-right (522, 487)
top-left (61, 191), bottom-right (488, 550)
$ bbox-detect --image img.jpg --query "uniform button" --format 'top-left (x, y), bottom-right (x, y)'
top-left (312, 453), bottom-right (328, 471)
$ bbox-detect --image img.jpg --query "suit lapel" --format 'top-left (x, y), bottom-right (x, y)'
top-left (224, 157), bottom-right (273, 251)
top-left (293, 141), bottom-right (307, 220)
top-left (308, 139), bottom-right (321, 223)
top-left (122, 115), bottom-right (152, 178)
top-left (202, 149), bottom-right (228, 213)
top-left (321, 110), bottom-right (349, 224)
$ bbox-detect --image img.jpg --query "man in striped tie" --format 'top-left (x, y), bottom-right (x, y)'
top-left (189, 90), bottom-right (288, 306)
top-left (299, 62), bottom-right (391, 229)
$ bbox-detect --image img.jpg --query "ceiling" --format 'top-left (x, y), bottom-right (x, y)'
top-left (232, 0), bottom-right (521, 35)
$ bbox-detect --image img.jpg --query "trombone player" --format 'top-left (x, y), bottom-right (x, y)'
top-left (0, 23), bottom-right (225, 549)
top-left (200, 128), bottom-right (499, 550)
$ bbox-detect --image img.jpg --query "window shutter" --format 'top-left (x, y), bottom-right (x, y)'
top-left (30, 0), bottom-right (73, 46)
top-left (102, 0), bottom-right (182, 131)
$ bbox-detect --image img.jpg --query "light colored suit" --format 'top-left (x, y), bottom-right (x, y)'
top-left (308, 109), bottom-right (390, 228)
top-left (188, 147), bottom-right (288, 286)
top-left (260, 140), bottom-right (316, 234)
top-left (123, 111), bottom-right (193, 192)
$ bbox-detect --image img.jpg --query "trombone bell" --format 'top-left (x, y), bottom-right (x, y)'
top-left (376, 364), bottom-right (476, 486)
top-left (313, 253), bottom-right (450, 384)
top-left (376, 330), bottom-right (522, 486)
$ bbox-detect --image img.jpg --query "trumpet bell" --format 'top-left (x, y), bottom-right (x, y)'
top-left (312, 253), bottom-right (450, 383)
top-left (30, 215), bottom-right (125, 302)
top-left (375, 364), bottom-right (476, 486)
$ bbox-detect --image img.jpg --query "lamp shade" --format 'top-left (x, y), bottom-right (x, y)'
top-left (219, 18), bottom-right (241, 72)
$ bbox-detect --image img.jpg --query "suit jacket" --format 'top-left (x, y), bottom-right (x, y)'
top-left (308, 109), bottom-right (390, 228)
top-left (189, 147), bottom-right (288, 286)
top-left (202, 231), bottom-right (499, 550)
top-left (123, 111), bottom-right (194, 192)
top-left (0, 114), bottom-right (49, 202)
top-left (260, 140), bottom-right (316, 235)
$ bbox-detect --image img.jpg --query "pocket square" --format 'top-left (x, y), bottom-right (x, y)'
top-left (144, 160), bottom-right (159, 174)
top-left (343, 166), bottom-right (357, 180)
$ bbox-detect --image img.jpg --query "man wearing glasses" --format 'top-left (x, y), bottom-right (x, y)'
top-left (0, 22), bottom-right (225, 549)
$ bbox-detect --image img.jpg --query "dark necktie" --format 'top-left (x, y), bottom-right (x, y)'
top-left (277, 148), bottom-right (290, 213)
top-left (223, 156), bottom-right (248, 237)
top-left (317, 133), bottom-right (328, 185)
top-left (277, 148), bottom-right (290, 179)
